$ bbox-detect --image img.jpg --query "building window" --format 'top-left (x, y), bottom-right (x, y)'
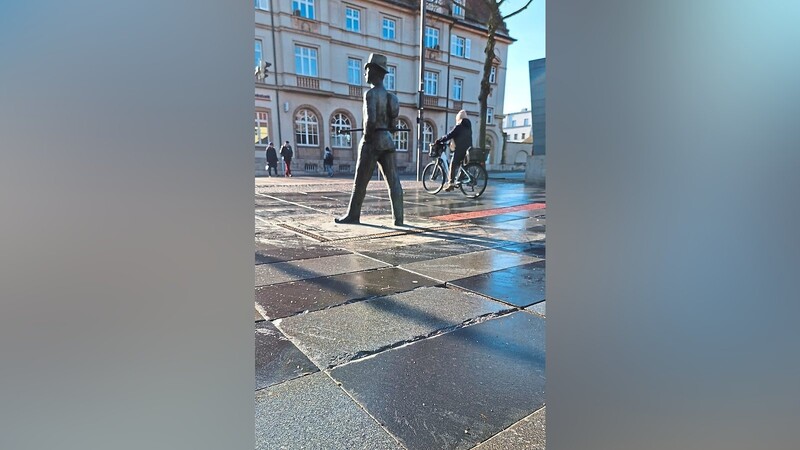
top-left (513, 134), bottom-right (518, 140)
top-left (294, 45), bottom-right (318, 77)
top-left (347, 58), bottom-right (361, 85)
top-left (255, 40), bottom-right (263, 71)
top-left (330, 113), bottom-right (352, 148)
top-left (521, 133), bottom-right (526, 139)
top-left (424, 71), bottom-right (438, 96)
top-left (452, 77), bottom-right (463, 101)
top-left (422, 121), bottom-right (434, 151)
top-left (345, 7), bottom-right (360, 32)
top-left (524, 118), bottom-right (530, 126)
top-left (255, 0), bottom-right (268, 11)
top-left (489, 66), bottom-right (497, 84)
top-left (486, 107), bottom-right (494, 125)
top-left (511, 119), bottom-right (517, 127)
top-left (255, 111), bottom-right (269, 146)
top-left (386, 65), bottom-right (396, 91)
top-left (292, 0), bottom-right (315, 19)
top-left (452, 1), bottom-right (465, 18)
top-left (450, 35), bottom-right (470, 59)
top-left (295, 108), bottom-right (319, 146)
top-left (425, 26), bottom-right (439, 49)
top-left (382, 18), bottom-right (396, 40)
top-left (393, 119), bottom-right (410, 151)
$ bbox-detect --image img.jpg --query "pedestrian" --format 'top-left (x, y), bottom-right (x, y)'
top-left (265, 142), bottom-right (279, 177)
top-left (335, 53), bottom-right (404, 226)
top-left (436, 109), bottom-right (473, 192)
top-left (279, 140), bottom-right (293, 177)
top-left (323, 147), bottom-right (334, 177)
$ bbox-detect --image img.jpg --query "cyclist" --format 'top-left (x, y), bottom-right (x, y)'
top-left (436, 109), bottom-right (473, 192)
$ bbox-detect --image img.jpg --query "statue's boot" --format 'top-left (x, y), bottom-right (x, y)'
top-left (335, 215), bottom-right (360, 224)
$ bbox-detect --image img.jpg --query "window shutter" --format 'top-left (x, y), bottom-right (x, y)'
top-left (465, 38), bottom-right (471, 59)
top-left (451, 34), bottom-right (457, 55)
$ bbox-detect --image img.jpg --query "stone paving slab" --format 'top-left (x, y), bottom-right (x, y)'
top-left (330, 311), bottom-right (546, 450)
top-left (255, 321), bottom-right (319, 391)
top-left (494, 241), bottom-right (546, 258)
top-left (527, 301), bottom-right (546, 317)
top-left (255, 243), bottom-right (350, 265)
top-left (337, 232), bottom-right (463, 251)
top-left (487, 217), bottom-right (546, 230)
top-left (276, 286), bottom-right (511, 369)
top-left (462, 213), bottom-right (531, 225)
top-left (255, 372), bottom-right (402, 450)
top-left (255, 308), bottom-right (264, 322)
top-left (255, 267), bottom-right (441, 320)
top-left (400, 249), bottom-right (541, 283)
top-left (256, 253), bottom-right (388, 286)
top-left (277, 214), bottom-right (454, 243)
top-left (449, 261), bottom-right (546, 308)
top-left (473, 407), bottom-right (546, 450)
top-left (358, 239), bottom-right (489, 266)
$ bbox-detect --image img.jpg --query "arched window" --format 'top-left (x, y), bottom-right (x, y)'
top-left (295, 109), bottom-right (319, 146)
top-left (330, 113), bottom-right (352, 148)
top-left (422, 121), bottom-right (434, 153)
top-left (393, 119), bottom-right (410, 151)
top-left (485, 136), bottom-right (494, 162)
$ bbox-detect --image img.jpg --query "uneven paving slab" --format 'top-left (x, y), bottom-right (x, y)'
top-left (330, 312), bottom-right (546, 450)
top-left (449, 261), bottom-right (546, 308)
top-left (255, 267), bottom-right (441, 320)
top-left (494, 241), bottom-right (546, 258)
top-left (278, 214), bottom-right (455, 243)
top-left (527, 301), bottom-right (546, 317)
top-left (401, 249), bottom-right (541, 283)
top-left (255, 243), bottom-right (350, 265)
top-left (255, 321), bottom-right (318, 390)
top-left (473, 407), bottom-right (546, 450)
top-left (277, 286), bottom-right (511, 369)
top-left (255, 253), bottom-right (388, 286)
top-left (359, 239), bottom-right (489, 266)
top-left (255, 372), bottom-right (402, 450)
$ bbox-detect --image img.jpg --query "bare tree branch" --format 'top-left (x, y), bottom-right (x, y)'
top-left (502, 0), bottom-right (534, 20)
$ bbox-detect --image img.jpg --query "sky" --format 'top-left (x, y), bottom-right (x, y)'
top-left (500, 0), bottom-right (545, 114)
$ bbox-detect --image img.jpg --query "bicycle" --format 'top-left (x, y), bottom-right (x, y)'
top-left (421, 140), bottom-right (488, 198)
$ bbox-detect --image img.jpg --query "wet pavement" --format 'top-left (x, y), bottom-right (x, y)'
top-left (254, 173), bottom-right (546, 449)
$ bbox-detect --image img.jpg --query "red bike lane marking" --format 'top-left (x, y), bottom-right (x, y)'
top-left (431, 202), bottom-right (546, 221)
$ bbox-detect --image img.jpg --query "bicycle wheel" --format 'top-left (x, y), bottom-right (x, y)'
top-left (460, 163), bottom-right (488, 198)
top-left (422, 161), bottom-right (445, 194)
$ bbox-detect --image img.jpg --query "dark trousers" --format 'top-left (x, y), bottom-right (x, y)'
top-left (283, 160), bottom-right (292, 176)
top-left (267, 163), bottom-right (278, 176)
top-left (449, 148), bottom-right (467, 183)
top-left (342, 146), bottom-right (403, 225)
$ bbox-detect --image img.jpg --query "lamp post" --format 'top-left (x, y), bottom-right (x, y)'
top-left (415, 0), bottom-right (426, 181)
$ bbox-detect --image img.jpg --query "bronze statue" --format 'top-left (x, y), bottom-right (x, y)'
top-left (335, 53), bottom-right (404, 226)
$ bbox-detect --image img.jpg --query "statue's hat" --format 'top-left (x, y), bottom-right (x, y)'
top-left (365, 53), bottom-right (389, 73)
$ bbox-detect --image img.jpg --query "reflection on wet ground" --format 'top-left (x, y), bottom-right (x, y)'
top-left (255, 178), bottom-right (546, 449)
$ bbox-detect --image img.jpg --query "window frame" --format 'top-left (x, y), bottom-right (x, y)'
top-left (345, 6), bottom-right (361, 32)
top-left (255, 0), bottom-right (268, 11)
top-left (292, 0), bottom-right (315, 19)
top-left (330, 112), bottom-right (353, 148)
top-left (452, 77), bottom-right (463, 101)
top-left (347, 57), bottom-right (361, 86)
top-left (294, 108), bottom-right (320, 147)
top-left (385, 65), bottom-right (397, 91)
top-left (255, 40), bottom-right (263, 70)
top-left (382, 17), bottom-right (396, 40)
top-left (425, 26), bottom-right (439, 49)
top-left (393, 119), bottom-right (410, 152)
top-left (489, 66), bottom-right (497, 84)
top-left (294, 44), bottom-right (318, 77)
top-left (452, 1), bottom-right (465, 18)
top-left (486, 107), bottom-right (494, 125)
top-left (424, 71), bottom-right (439, 96)
top-left (255, 110), bottom-right (270, 146)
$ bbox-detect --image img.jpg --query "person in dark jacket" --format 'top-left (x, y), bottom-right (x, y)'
top-left (436, 109), bottom-right (473, 191)
top-left (279, 141), bottom-right (293, 177)
top-left (323, 147), bottom-right (334, 177)
top-left (265, 142), bottom-right (279, 177)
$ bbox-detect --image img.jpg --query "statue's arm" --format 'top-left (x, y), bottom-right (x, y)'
top-left (365, 90), bottom-right (378, 135)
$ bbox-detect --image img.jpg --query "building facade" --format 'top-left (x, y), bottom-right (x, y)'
top-left (502, 108), bottom-right (532, 143)
top-left (254, 0), bottom-right (513, 175)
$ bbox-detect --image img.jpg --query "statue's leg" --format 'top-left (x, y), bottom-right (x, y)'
top-left (336, 144), bottom-right (376, 224)
top-left (377, 152), bottom-right (404, 226)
